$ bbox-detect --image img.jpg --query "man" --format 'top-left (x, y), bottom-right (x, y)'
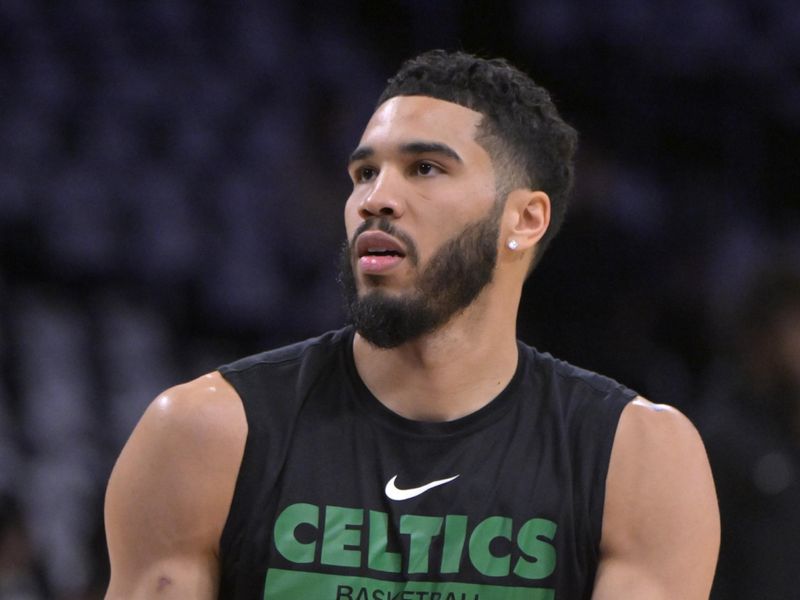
top-left (105, 50), bottom-right (719, 599)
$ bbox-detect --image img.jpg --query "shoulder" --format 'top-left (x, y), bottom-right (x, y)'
top-left (111, 372), bottom-right (248, 515)
top-left (609, 396), bottom-right (711, 484)
top-left (111, 372), bottom-right (248, 485)
top-left (106, 370), bottom-right (248, 512)
top-left (218, 329), bottom-right (354, 424)
top-left (522, 343), bottom-right (636, 401)
top-left (595, 396), bottom-right (719, 598)
top-left (520, 347), bottom-right (636, 434)
top-left (139, 371), bottom-right (247, 448)
top-left (606, 396), bottom-right (717, 522)
top-left (220, 327), bottom-right (352, 376)
top-left (105, 373), bottom-right (247, 584)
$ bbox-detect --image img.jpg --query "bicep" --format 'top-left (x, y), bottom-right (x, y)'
top-left (104, 376), bottom-right (246, 599)
top-left (593, 398), bottom-right (720, 599)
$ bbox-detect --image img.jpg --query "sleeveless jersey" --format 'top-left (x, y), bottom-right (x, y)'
top-left (217, 327), bottom-right (635, 600)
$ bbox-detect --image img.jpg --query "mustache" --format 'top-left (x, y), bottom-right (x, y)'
top-left (350, 217), bottom-right (419, 266)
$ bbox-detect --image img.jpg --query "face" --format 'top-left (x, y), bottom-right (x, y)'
top-left (339, 96), bottom-right (503, 348)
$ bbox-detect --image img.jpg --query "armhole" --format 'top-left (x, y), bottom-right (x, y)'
top-left (591, 388), bottom-right (636, 554)
top-left (217, 368), bottom-right (256, 580)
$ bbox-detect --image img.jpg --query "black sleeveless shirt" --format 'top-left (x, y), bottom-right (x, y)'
top-left (217, 327), bottom-right (635, 600)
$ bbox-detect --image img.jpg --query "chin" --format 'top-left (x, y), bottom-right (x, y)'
top-left (358, 277), bottom-right (408, 295)
top-left (357, 286), bottom-right (403, 303)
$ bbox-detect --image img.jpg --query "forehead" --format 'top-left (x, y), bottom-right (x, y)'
top-left (358, 95), bottom-right (485, 154)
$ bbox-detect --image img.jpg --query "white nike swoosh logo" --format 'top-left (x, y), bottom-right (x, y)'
top-left (384, 474), bottom-right (460, 501)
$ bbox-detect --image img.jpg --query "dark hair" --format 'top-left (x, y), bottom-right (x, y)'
top-left (377, 50), bottom-right (578, 265)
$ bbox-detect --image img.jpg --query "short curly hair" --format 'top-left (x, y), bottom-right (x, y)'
top-left (377, 50), bottom-right (578, 265)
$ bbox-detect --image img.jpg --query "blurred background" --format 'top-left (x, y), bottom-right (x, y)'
top-left (0, 0), bottom-right (798, 598)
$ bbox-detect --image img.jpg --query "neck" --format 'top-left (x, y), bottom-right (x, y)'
top-left (352, 289), bottom-right (520, 422)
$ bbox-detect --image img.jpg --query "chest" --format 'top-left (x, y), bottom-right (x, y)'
top-left (260, 391), bottom-right (583, 597)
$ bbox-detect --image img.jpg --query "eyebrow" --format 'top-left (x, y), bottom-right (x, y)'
top-left (348, 141), bottom-right (464, 166)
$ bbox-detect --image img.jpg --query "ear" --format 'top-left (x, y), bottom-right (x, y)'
top-left (502, 188), bottom-right (550, 254)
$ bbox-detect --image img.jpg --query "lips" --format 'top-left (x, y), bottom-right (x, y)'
top-left (355, 231), bottom-right (407, 274)
top-left (355, 231), bottom-right (407, 259)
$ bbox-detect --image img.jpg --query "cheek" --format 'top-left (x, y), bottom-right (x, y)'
top-left (343, 194), bottom-right (361, 237)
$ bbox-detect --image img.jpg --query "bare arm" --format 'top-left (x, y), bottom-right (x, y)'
top-left (593, 397), bottom-right (720, 599)
top-left (104, 372), bottom-right (247, 600)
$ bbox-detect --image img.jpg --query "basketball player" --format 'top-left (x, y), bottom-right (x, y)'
top-left (105, 51), bottom-right (719, 599)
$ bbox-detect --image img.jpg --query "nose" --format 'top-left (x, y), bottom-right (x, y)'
top-left (357, 171), bottom-right (405, 220)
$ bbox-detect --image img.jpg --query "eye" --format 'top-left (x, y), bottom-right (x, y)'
top-left (353, 166), bottom-right (378, 183)
top-left (414, 161), bottom-right (442, 176)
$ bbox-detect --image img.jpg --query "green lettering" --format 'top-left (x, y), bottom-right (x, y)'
top-left (514, 518), bottom-right (558, 579)
top-left (368, 510), bottom-right (402, 573)
top-left (440, 515), bottom-right (468, 573)
top-left (468, 515), bottom-right (512, 577)
top-left (400, 514), bottom-right (443, 574)
top-left (273, 502), bottom-right (318, 563)
top-left (321, 505), bottom-right (363, 568)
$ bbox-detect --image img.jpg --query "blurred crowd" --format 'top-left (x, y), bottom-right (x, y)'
top-left (0, 1), bottom-right (798, 598)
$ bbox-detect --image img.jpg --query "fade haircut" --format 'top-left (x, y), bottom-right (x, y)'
top-left (377, 50), bottom-right (578, 266)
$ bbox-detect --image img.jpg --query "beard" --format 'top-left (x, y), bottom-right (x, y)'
top-left (338, 201), bottom-right (503, 349)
